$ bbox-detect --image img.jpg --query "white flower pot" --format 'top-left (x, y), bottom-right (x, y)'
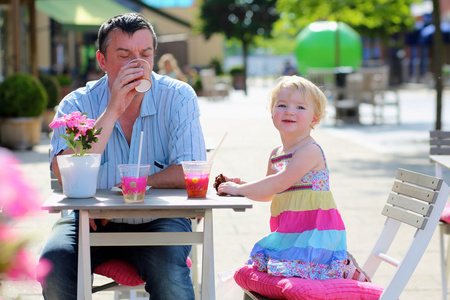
top-left (57, 153), bottom-right (101, 198)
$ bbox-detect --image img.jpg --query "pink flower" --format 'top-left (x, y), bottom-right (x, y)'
top-left (0, 148), bottom-right (42, 218)
top-left (36, 258), bottom-right (52, 286)
top-left (48, 111), bottom-right (102, 157)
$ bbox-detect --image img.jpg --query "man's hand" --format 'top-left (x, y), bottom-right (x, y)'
top-left (108, 62), bottom-right (143, 116)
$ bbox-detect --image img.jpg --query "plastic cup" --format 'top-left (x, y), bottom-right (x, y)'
top-left (128, 59), bottom-right (152, 93)
top-left (118, 164), bottom-right (150, 203)
top-left (181, 161), bottom-right (213, 198)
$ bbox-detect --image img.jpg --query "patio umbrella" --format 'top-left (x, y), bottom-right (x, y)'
top-left (295, 21), bottom-right (362, 74)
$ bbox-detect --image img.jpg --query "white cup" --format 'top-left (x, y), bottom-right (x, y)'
top-left (128, 59), bottom-right (152, 93)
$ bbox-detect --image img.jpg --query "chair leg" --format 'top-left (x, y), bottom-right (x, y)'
top-left (192, 219), bottom-right (200, 300)
top-left (130, 290), bottom-right (137, 300)
top-left (446, 236), bottom-right (450, 289)
top-left (440, 224), bottom-right (448, 300)
top-left (437, 164), bottom-right (443, 179)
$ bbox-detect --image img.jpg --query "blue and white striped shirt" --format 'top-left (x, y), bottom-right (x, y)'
top-left (50, 72), bottom-right (206, 224)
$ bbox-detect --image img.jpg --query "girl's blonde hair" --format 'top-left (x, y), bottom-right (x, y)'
top-left (269, 75), bottom-right (327, 127)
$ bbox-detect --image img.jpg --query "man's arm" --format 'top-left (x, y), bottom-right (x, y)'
top-left (147, 164), bottom-right (185, 189)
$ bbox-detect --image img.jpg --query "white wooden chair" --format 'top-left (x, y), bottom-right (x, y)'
top-left (430, 130), bottom-right (450, 300)
top-left (359, 66), bottom-right (400, 125)
top-left (238, 168), bottom-right (449, 300)
top-left (199, 68), bottom-right (231, 100)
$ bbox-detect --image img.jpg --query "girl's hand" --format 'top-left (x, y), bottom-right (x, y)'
top-left (223, 175), bottom-right (245, 184)
top-left (218, 181), bottom-right (240, 196)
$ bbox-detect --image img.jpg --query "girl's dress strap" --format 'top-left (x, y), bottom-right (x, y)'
top-left (292, 142), bottom-right (328, 168)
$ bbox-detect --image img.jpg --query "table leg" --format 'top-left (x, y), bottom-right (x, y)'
top-left (192, 219), bottom-right (200, 300)
top-left (78, 210), bottom-right (92, 300)
top-left (202, 209), bottom-right (215, 300)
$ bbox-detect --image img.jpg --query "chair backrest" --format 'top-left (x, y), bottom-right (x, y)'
top-left (430, 130), bottom-right (450, 178)
top-left (430, 130), bottom-right (450, 155)
top-left (362, 168), bottom-right (449, 300)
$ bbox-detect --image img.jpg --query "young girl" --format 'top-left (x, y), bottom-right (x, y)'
top-left (218, 76), bottom-right (364, 281)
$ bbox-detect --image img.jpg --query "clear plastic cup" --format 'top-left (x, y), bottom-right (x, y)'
top-left (181, 161), bottom-right (213, 198)
top-left (118, 164), bottom-right (150, 203)
top-left (128, 59), bottom-right (152, 93)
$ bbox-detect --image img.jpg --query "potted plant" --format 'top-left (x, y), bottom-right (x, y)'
top-left (39, 73), bottom-right (61, 132)
top-left (229, 66), bottom-right (245, 90)
top-left (49, 111), bottom-right (103, 198)
top-left (55, 74), bottom-right (73, 99)
top-left (0, 73), bottom-right (48, 150)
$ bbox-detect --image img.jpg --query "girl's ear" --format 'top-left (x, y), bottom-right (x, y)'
top-left (310, 116), bottom-right (319, 129)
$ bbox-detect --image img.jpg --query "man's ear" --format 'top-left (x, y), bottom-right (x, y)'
top-left (97, 50), bottom-right (106, 72)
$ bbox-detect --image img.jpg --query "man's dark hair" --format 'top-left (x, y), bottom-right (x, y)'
top-left (98, 13), bottom-right (157, 56)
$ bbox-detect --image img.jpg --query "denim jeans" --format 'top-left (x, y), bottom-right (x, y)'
top-left (39, 211), bottom-right (195, 300)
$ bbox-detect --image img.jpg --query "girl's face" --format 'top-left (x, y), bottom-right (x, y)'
top-left (271, 88), bottom-right (318, 136)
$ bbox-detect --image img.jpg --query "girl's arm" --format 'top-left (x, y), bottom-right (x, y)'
top-left (218, 144), bottom-right (323, 201)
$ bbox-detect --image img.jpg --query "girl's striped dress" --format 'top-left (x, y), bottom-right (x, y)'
top-left (249, 143), bottom-right (347, 280)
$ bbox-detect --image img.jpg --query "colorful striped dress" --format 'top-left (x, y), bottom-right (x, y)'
top-left (249, 143), bottom-right (347, 280)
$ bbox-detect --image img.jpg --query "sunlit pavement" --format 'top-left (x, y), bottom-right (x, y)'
top-left (2, 78), bottom-right (450, 299)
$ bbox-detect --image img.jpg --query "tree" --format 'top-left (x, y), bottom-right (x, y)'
top-left (276, 0), bottom-right (418, 41)
top-left (432, 0), bottom-right (443, 130)
top-left (197, 0), bottom-right (279, 94)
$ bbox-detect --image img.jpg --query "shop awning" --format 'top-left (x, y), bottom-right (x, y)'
top-left (36, 0), bottom-right (137, 28)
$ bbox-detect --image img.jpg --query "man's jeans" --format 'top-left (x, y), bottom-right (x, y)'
top-left (39, 211), bottom-right (195, 300)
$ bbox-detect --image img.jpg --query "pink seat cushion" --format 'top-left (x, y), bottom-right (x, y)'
top-left (94, 257), bottom-right (193, 287)
top-left (94, 259), bottom-right (145, 286)
top-left (440, 203), bottom-right (450, 223)
top-left (234, 265), bottom-right (384, 300)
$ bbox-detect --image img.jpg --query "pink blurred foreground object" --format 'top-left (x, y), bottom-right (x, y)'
top-left (0, 147), bottom-right (51, 281)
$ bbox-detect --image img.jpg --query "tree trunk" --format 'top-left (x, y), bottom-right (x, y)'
top-left (242, 40), bottom-right (248, 95)
top-left (432, 0), bottom-right (443, 130)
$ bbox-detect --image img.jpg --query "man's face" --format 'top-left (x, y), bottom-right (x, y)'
top-left (97, 29), bottom-right (155, 88)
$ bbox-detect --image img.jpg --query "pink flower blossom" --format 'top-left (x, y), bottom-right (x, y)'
top-left (48, 111), bottom-right (102, 156)
top-left (0, 148), bottom-right (49, 282)
top-left (0, 148), bottom-right (42, 218)
top-left (36, 258), bottom-right (52, 286)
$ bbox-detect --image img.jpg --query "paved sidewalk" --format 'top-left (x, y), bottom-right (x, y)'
top-left (1, 80), bottom-right (450, 299)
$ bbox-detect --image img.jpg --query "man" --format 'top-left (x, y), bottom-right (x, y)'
top-left (39, 13), bottom-right (205, 299)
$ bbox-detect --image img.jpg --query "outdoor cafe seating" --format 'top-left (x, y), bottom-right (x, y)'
top-left (236, 168), bottom-right (450, 300)
top-left (306, 66), bottom-right (401, 125)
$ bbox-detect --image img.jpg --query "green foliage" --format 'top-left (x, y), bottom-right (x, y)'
top-left (0, 73), bottom-right (48, 118)
top-left (209, 57), bottom-right (224, 75)
top-left (55, 74), bottom-right (73, 87)
top-left (39, 73), bottom-right (61, 109)
top-left (197, 0), bottom-right (279, 44)
top-left (193, 76), bottom-right (203, 91)
top-left (276, 0), bottom-right (419, 40)
top-left (229, 66), bottom-right (244, 75)
top-left (62, 125), bottom-right (103, 157)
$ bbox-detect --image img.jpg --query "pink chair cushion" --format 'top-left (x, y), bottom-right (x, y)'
top-left (94, 259), bottom-right (145, 286)
top-left (440, 203), bottom-right (450, 223)
top-left (94, 257), bottom-right (193, 287)
top-left (234, 265), bottom-right (384, 300)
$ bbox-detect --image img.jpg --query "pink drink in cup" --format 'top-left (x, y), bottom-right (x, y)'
top-left (181, 161), bottom-right (213, 198)
top-left (118, 164), bottom-right (150, 203)
top-left (121, 176), bottom-right (147, 202)
top-left (184, 173), bottom-right (210, 198)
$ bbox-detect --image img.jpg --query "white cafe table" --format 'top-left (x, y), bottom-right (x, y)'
top-left (42, 188), bottom-right (252, 300)
top-left (430, 155), bottom-right (450, 177)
